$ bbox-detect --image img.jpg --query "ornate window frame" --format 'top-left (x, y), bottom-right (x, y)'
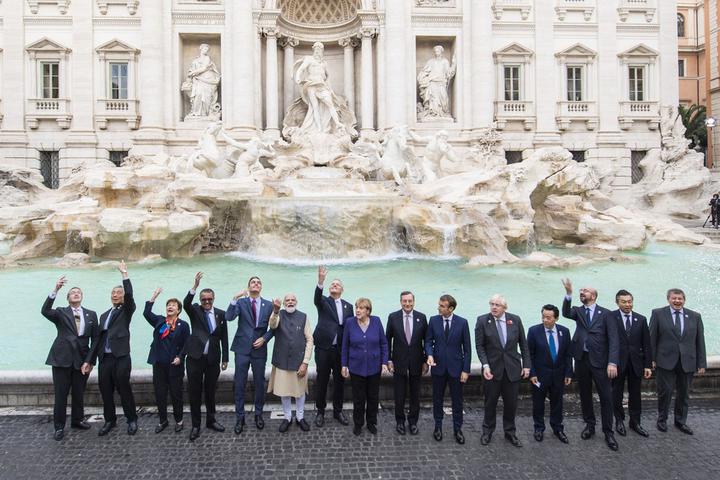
top-left (555, 43), bottom-right (598, 131)
top-left (95, 39), bottom-right (141, 129)
top-left (493, 43), bottom-right (535, 130)
top-left (25, 37), bottom-right (72, 129)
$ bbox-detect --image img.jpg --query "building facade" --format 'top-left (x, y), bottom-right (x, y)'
top-left (677, 0), bottom-right (705, 107)
top-left (0, 0), bottom-right (679, 188)
top-left (707, 0), bottom-right (720, 168)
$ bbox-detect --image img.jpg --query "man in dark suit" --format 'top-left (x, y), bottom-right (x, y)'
top-left (476, 294), bottom-right (530, 447)
top-left (312, 265), bottom-right (353, 427)
top-left (386, 291), bottom-right (428, 436)
top-left (528, 304), bottom-right (573, 444)
top-left (89, 260), bottom-right (138, 436)
top-left (650, 288), bottom-right (706, 435)
top-left (611, 290), bottom-right (652, 437)
top-left (561, 278), bottom-right (620, 451)
top-left (425, 294), bottom-right (471, 445)
top-left (226, 276), bottom-right (276, 434)
top-left (183, 272), bottom-right (229, 441)
top-left (41, 275), bottom-right (99, 440)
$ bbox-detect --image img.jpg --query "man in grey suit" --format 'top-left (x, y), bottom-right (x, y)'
top-left (649, 288), bottom-right (707, 435)
top-left (476, 294), bottom-right (530, 448)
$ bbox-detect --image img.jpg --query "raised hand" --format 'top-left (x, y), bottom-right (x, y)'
top-left (54, 275), bottom-right (67, 293)
top-left (561, 278), bottom-right (573, 295)
top-left (118, 260), bottom-right (128, 276)
top-left (150, 287), bottom-right (163, 302)
top-left (318, 265), bottom-right (327, 285)
top-left (232, 289), bottom-right (248, 301)
top-left (272, 298), bottom-right (282, 313)
top-left (193, 271), bottom-right (203, 290)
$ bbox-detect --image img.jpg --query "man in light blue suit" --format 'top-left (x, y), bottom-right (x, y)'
top-left (425, 294), bottom-right (472, 445)
top-left (226, 276), bottom-right (277, 434)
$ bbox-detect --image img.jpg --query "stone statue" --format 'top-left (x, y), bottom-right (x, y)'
top-left (231, 136), bottom-right (276, 178)
top-left (377, 126), bottom-right (437, 184)
top-left (186, 122), bottom-right (247, 178)
top-left (417, 45), bottom-right (456, 121)
top-left (659, 105), bottom-right (691, 163)
top-left (182, 44), bottom-right (221, 120)
top-left (424, 130), bottom-right (460, 176)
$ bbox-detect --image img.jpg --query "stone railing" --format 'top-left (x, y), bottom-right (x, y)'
top-left (492, 0), bottom-right (532, 21)
top-left (494, 100), bottom-right (535, 130)
top-left (618, 0), bottom-right (655, 23)
top-left (556, 101), bottom-right (598, 130)
top-left (555, 0), bottom-right (594, 22)
top-left (95, 98), bottom-right (140, 130)
top-left (26, 98), bottom-right (72, 129)
top-left (619, 100), bottom-right (660, 130)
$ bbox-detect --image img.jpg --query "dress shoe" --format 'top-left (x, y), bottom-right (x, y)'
top-left (367, 424), bottom-right (377, 435)
top-left (656, 420), bottom-right (668, 432)
top-left (534, 430), bottom-right (543, 442)
top-left (279, 419), bottom-right (290, 433)
top-left (674, 422), bottom-right (694, 435)
top-left (454, 430), bottom-right (465, 445)
top-left (207, 421), bottom-right (225, 432)
top-left (174, 422), bottom-right (184, 433)
top-left (98, 421), bottom-right (116, 436)
top-left (433, 426), bottom-right (443, 441)
top-left (408, 424), bottom-right (419, 435)
top-left (505, 433), bottom-right (522, 447)
top-left (629, 421), bottom-right (648, 437)
top-left (605, 432), bottom-right (619, 451)
top-left (53, 428), bottom-right (64, 441)
top-left (314, 411), bottom-right (325, 428)
top-left (71, 421), bottom-right (91, 430)
top-left (296, 418), bottom-right (310, 432)
top-left (127, 421), bottom-right (138, 435)
top-left (155, 421), bottom-right (169, 434)
top-left (189, 427), bottom-right (200, 441)
top-left (396, 422), bottom-right (406, 435)
top-left (333, 411), bottom-right (349, 426)
top-left (553, 430), bottom-right (569, 444)
top-left (615, 420), bottom-right (627, 436)
top-left (234, 419), bottom-right (245, 435)
top-left (480, 432), bottom-right (492, 445)
top-left (255, 415), bottom-right (265, 430)
top-left (580, 424), bottom-right (595, 440)
top-left (353, 424), bottom-right (362, 436)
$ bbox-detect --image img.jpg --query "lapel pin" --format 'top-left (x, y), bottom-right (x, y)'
top-left (559, 331), bottom-right (563, 336)
top-left (507, 320), bottom-right (513, 326)
top-left (487, 319), bottom-right (492, 324)
top-left (684, 314), bottom-right (688, 318)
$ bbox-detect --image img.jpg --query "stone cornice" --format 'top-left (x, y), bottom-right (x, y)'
top-left (24, 16), bottom-right (73, 26)
top-left (172, 12), bottom-right (225, 25)
top-left (411, 13), bottom-right (462, 27)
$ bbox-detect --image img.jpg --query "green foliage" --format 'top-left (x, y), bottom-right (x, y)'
top-left (678, 104), bottom-right (707, 150)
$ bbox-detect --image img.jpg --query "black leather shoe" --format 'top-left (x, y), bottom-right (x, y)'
top-left (353, 424), bottom-right (362, 436)
top-left (629, 421), bottom-right (648, 437)
top-left (615, 420), bottom-right (627, 436)
top-left (174, 422), bottom-right (184, 433)
top-left (674, 422), bottom-right (694, 435)
top-left (554, 430), bottom-right (569, 444)
top-left (656, 420), bottom-right (668, 432)
top-left (207, 421), bottom-right (225, 432)
top-left (408, 424), bottom-right (419, 435)
top-left (296, 418), bottom-right (310, 432)
top-left (534, 430), bottom-right (543, 442)
top-left (396, 422), bottom-right (406, 435)
top-left (505, 433), bottom-right (522, 447)
top-left (189, 427), bottom-right (200, 441)
top-left (155, 421), bottom-right (169, 434)
top-left (454, 429), bottom-right (465, 445)
top-left (334, 411), bottom-right (349, 426)
top-left (314, 411), bottom-right (325, 428)
top-left (605, 432), bottom-right (619, 451)
top-left (279, 419), bottom-right (290, 433)
top-left (480, 432), bottom-right (492, 445)
top-left (98, 421), bottom-right (116, 436)
top-left (580, 424), bottom-right (595, 440)
top-left (53, 428), bottom-right (64, 441)
top-left (234, 419), bottom-right (245, 435)
top-left (71, 421), bottom-right (91, 430)
top-left (367, 424), bottom-right (377, 435)
top-left (127, 421), bottom-right (138, 436)
top-left (433, 426), bottom-right (442, 441)
top-left (255, 415), bottom-right (265, 430)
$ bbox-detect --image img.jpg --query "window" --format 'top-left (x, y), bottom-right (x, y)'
top-left (39, 151), bottom-right (60, 189)
top-left (41, 62), bottom-right (60, 99)
top-left (631, 150), bottom-right (646, 184)
top-left (110, 62), bottom-right (128, 100)
top-left (566, 66), bottom-right (583, 101)
top-left (504, 65), bottom-right (520, 101)
top-left (505, 151), bottom-right (523, 164)
top-left (109, 150), bottom-right (128, 166)
top-left (677, 13), bottom-right (685, 38)
top-left (628, 66), bottom-right (645, 101)
top-left (570, 150), bottom-right (586, 163)
top-left (678, 59), bottom-right (686, 78)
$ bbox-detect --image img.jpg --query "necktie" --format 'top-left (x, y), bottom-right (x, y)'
top-left (104, 308), bottom-right (114, 352)
top-left (205, 309), bottom-right (214, 334)
top-left (624, 314), bottom-right (632, 333)
top-left (404, 314), bottom-right (412, 344)
top-left (673, 310), bottom-right (682, 335)
top-left (73, 311), bottom-right (81, 335)
top-left (496, 318), bottom-right (506, 347)
top-left (336, 300), bottom-right (343, 325)
top-left (547, 330), bottom-right (557, 363)
top-left (444, 318), bottom-right (449, 340)
top-left (585, 307), bottom-right (592, 325)
top-left (251, 298), bottom-right (258, 327)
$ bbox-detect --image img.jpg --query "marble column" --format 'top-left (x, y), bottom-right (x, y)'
top-left (281, 37), bottom-right (299, 116)
top-left (532, 0), bottom-right (560, 144)
top-left (384, 0), bottom-right (407, 127)
top-left (471, 0), bottom-right (493, 129)
top-left (226, 0), bottom-right (256, 132)
top-left (658, 0), bottom-right (679, 107)
top-left (339, 37), bottom-right (357, 114)
top-left (597, 1), bottom-right (620, 133)
top-left (360, 28), bottom-right (376, 136)
top-left (264, 28), bottom-right (280, 137)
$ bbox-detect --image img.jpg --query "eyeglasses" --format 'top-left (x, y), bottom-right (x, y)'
top-left (200, 298), bottom-right (214, 303)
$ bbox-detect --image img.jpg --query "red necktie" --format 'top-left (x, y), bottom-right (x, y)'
top-left (251, 298), bottom-right (258, 327)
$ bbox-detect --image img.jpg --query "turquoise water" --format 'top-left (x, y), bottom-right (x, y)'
top-left (4, 243), bottom-right (719, 370)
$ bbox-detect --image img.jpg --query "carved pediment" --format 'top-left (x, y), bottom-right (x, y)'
top-left (555, 43), bottom-right (597, 59)
top-left (95, 39), bottom-right (140, 55)
top-left (618, 44), bottom-right (659, 60)
top-left (25, 37), bottom-right (71, 54)
top-left (493, 42), bottom-right (534, 63)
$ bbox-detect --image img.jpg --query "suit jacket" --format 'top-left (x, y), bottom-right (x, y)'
top-left (41, 296), bottom-right (99, 369)
top-left (527, 323), bottom-right (573, 384)
top-left (183, 291), bottom-right (229, 365)
top-left (226, 296), bottom-right (274, 358)
top-left (312, 285), bottom-right (354, 350)
top-left (424, 314), bottom-right (472, 378)
top-left (649, 306), bottom-right (707, 373)
top-left (561, 298), bottom-right (619, 368)
top-left (341, 315), bottom-right (389, 377)
top-left (611, 309), bottom-right (652, 377)
top-left (475, 312), bottom-right (530, 382)
top-left (386, 309), bottom-right (428, 376)
top-left (89, 278), bottom-right (136, 363)
top-left (143, 301), bottom-right (191, 365)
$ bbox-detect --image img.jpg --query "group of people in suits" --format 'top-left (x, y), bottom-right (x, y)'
top-left (41, 264), bottom-right (707, 451)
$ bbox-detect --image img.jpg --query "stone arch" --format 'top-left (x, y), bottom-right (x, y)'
top-left (279, 0), bottom-right (361, 26)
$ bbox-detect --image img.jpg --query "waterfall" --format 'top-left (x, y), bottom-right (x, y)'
top-left (441, 225), bottom-right (457, 256)
top-left (525, 226), bottom-right (537, 255)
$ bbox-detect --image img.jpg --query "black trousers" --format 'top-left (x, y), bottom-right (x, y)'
top-left (393, 372), bottom-right (421, 425)
top-left (575, 352), bottom-right (614, 433)
top-left (98, 353), bottom-right (137, 423)
top-left (152, 363), bottom-right (185, 424)
top-left (482, 373), bottom-right (519, 435)
top-left (315, 346), bottom-right (344, 414)
top-left (186, 355), bottom-right (220, 428)
top-left (531, 377), bottom-right (565, 433)
top-left (656, 361), bottom-right (694, 425)
top-left (432, 373), bottom-right (463, 431)
top-left (51, 366), bottom-right (89, 429)
top-left (350, 373), bottom-right (380, 427)
top-left (612, 365), bottom-right (643, 423)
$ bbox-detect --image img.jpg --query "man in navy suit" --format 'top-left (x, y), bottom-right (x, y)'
top-left (611, 290), bottom-right (652, 438)
top-left (528, 304), bottom-right (573, 444)
top-left (561, 278), bottom-right (620, 451)
top-left (226, 276), bottom-right (276, 434)
top-left (425, 294), bottom-right (471, 445)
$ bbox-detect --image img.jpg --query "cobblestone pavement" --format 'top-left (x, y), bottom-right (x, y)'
top-left (1, 397), bottom-right (719, 480)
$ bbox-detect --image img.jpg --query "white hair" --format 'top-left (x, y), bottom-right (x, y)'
top-left (489, 294), bottom-right (507, 308)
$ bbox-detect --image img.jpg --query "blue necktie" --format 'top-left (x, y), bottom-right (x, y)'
top-left (547, 330), bottom-right (557, 363)
top-left (205, 310), bottom-right (214, 334)
top-left (104, 308), bottom-right (115, 353)
top-left (585, 307), bottom-right (592, 325)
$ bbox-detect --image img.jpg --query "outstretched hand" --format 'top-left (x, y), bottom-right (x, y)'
top-left (118, 260), bottom-right (128, 277)
top-left (54, 275), bottom-right (67, 293)
top-left (318, 265), bottom-right (327, 285)
top-left (150, 287), bottom-right (163, 302)
top-left (561, 278), bottom-right (573, 295)
top-left (193, 271), bottom-right (203, 290)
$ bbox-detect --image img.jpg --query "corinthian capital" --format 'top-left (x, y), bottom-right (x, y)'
top-left (358, 27), bottom-right (378, 39)
top-left (280, 36), bottom-right (300, 49)
top-left (339, 37), bottom-right (359, 49)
